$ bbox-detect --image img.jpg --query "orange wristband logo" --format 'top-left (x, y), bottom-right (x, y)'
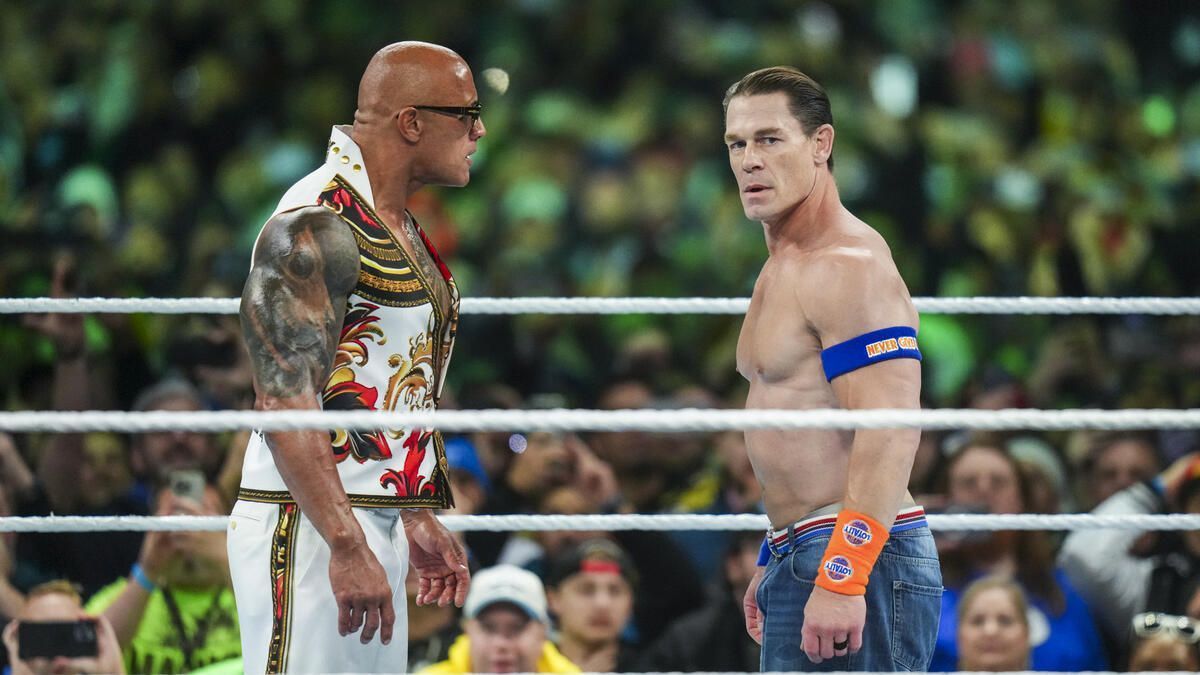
top-left (843, 520), bottom-right (873, 546)
top-left (822, 555), bottom-right (854, 583)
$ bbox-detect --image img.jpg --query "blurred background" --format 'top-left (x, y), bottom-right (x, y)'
top-left (4, 1), bottom-right (1200, 672)
top-left (2, 0), bottom-right (1200, 410)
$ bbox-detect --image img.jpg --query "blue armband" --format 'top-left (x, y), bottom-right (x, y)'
top-left (757, 537), bottom-right (771, 566)
top-left (820, 326), bottom-right (921, 381)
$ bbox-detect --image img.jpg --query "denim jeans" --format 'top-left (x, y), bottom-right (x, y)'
top-left (757, 524), bottom-right (943, 671)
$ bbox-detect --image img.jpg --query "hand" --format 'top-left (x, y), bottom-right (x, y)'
top-left (329, 539), bottom-right (395, 645)
top-left (566, 435), bottom-right (621, 510)
top-left (168, 497), bottom-right (228, 574)
top-left (802, 586), bottom-right (865, 663)
top-left (22, 255), bottom-right (85, 359)
top-left (403, 509), bottom-right (469, 608)
top-left (743, 567), bottom-right (764, 644)
top-left (137, 493), bottom-right (182, 583)
top-left (1161, 452), bottom-right (1200, 505)
top-left (1, 614), bottom-right (126, 675)
top-left (90, 614), bottom-right (128, 674)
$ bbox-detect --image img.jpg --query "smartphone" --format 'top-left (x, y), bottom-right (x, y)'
top-left (168, 469), bottom-right (206, 504)
top-left (18, 620), bottom-right (99, 658)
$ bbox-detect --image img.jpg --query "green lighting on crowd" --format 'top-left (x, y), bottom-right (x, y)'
top-left (1143, 96), bottom-right (1176, 137)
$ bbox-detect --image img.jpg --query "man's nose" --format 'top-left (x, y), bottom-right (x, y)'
top-left (741, 146), bottom-right (762, 172)
top-left (472, 117), bottom-right (487, 139)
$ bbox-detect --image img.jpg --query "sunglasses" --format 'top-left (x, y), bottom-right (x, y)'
top-left (413, 103), bottom-right (483, 125)
top-left (1132, 612), bottom-right (1200, 644)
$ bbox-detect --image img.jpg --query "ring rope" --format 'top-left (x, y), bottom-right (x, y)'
top-left (2, 513), bottom-right (1198, 534)
top-left (1, 408), bottom-right (1199, 434)
top-left (4, 296), bottom-right (1200, 315)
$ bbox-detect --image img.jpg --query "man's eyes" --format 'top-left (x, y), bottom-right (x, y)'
top-left (728, 138), bottom-right (780, 150)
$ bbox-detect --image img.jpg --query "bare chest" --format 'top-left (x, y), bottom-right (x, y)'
top-left (736, 270), bottom-right (824, 384)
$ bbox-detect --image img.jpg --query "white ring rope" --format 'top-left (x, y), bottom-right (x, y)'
top-left (4, 296), bottom-right (1200, 315)
top-left (2, 513), bottom-right (1198, 534)
top-left (1, 408), bottom-right (1199, 434)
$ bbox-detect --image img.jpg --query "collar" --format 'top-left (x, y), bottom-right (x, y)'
top-left (326, 125), bottom-right (375, 207)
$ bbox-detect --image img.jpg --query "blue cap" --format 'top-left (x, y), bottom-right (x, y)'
top-left (444, 436), bottom-right (490, 493)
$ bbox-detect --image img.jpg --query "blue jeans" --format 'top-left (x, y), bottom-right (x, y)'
top-left (757, 525), bottom-right (943, 671)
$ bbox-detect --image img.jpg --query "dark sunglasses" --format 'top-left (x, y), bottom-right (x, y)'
top-left (1132, 612), bottom-right (1200, 644)
top-left (413, 103), bottom-right (482, 125)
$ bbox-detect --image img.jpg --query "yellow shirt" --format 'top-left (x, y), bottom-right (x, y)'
top-left (418, 634), bottom-right (581, 674)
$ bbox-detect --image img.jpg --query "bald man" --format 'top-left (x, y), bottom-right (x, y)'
top-left (228, 42), bottom-right (482, 672)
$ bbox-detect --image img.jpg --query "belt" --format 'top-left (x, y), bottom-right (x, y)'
top-left (766, 506), bottom-right (927, 559)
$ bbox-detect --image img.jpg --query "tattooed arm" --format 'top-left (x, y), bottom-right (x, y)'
top-left (240, 206), bottom-right (396, 645)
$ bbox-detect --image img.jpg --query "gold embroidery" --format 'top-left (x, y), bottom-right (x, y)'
top-left (267, 503), bottom-right (299, 672)
top-left (360, 271), bottom-right (424, 294)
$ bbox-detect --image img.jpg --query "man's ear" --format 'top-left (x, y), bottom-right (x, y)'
top-left (813, 123), bottom-right (834, 166)
top-left (397, 107), bottom-right (422, 143)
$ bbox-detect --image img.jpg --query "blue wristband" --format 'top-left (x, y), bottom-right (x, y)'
top-left (130, 563), bottom-right (156, 592)
top-left (757, 537), bottom-right (771, 567)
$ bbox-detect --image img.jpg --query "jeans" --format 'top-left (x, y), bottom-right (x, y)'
top-left (757, 525), bottom-right (942, 671)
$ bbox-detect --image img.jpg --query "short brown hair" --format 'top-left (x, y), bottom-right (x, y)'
top-left (27, 579), bottom-right (83, 604)
top-left (723, 66), bottom-right (834, 170)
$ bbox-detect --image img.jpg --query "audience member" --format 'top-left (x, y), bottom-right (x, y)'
top-left (932, 436), bottom-right (1107, 671)
top-left (545, 539), bottom-right (639, 672)
top-left (2, 580), bottom-right (125, 675)
top-left (418, 565), bottom-right (578, 674)
top-left (84, 484), bottom-right (239, 673)
top-left (1127, 612), bottom-right (1200, 672)
top-left (1079, 432), bottom-right (1164, 509)
top-left (956, 576), bottom-right (1032, 672)
top-left (1060, 453), bottom-right (1200, 652)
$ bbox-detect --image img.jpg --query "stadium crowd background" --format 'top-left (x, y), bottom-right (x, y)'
top-left (2, 0), bottom-right (1200, 672)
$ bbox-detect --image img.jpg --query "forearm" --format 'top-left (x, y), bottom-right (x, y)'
top-left (0, 579), bottom-right (23, 619)
top-left (216, 429), bottom-right (251, 507)
top-left (262, 395), bottom-right (364, 551)
top-left (38, 354), bottom-right (89, 511)
top-left (102, 582), bottom-right (152, 647)
top-left (842, 428), bottom-right (920, 528)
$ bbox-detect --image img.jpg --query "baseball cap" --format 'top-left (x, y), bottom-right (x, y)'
top-left (464, 565), bottom-right (548, 624)
top-left (443, 436), bottom-right (491, 493)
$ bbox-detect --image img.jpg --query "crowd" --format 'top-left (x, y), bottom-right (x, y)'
top-left (4, 0), bottom-right (1200, 673)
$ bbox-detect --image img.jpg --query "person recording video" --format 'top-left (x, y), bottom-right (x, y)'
top-left (2, 580), bottom-right (125, 675)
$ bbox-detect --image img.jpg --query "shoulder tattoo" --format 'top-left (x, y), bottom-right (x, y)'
top-left (240, 206), bottom-right (360, 397)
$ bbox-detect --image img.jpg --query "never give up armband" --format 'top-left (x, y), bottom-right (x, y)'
top-left (814, 510), bottom-right (888, 596)
top-left (820, 326), bottom-right (921, 381)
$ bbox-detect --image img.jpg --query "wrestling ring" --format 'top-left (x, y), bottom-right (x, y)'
top-left (2, 294), bottom-right (1199, 675)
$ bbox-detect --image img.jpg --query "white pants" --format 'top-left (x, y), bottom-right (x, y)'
top-left (228, 500), bottom-right (410, 673)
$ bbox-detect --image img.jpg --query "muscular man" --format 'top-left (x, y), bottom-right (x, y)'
top-left (229, 42), bottom-right (481, 672)
top-left (725, 67), bottom-right (941, 671)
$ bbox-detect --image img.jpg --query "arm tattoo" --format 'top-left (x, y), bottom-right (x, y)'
top-left (240, 206), bottom-right (360, 398)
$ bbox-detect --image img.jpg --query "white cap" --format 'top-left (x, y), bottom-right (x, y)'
top-left (464, 565), bottom-right (548, 624)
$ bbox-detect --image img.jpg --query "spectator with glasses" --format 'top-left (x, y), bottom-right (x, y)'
top-left (1127, 613), bottom-right (1200, 671)
top-left (1060, 453), bottom-right (1200, 653)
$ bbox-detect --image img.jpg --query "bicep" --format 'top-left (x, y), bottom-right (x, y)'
top-left (829, 357), bottom-right (921, 410)
top-left (804, 257), bottom-right (921, 409)
top-left (240, 207), bottom-right (359, 399)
